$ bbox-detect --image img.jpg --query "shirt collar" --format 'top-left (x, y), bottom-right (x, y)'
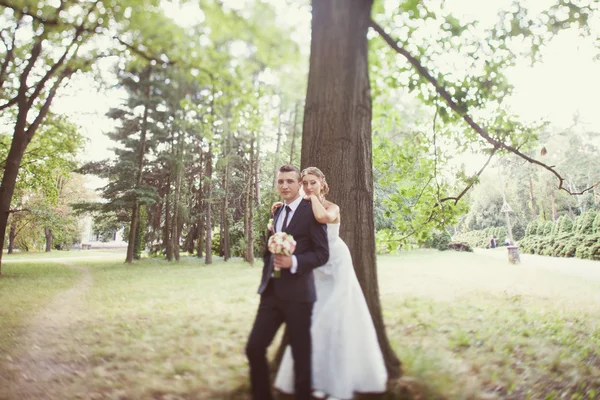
top-left (284, 195), bottom-right (303, 212)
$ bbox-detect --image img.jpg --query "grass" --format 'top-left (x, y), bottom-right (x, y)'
top-left (0, 250), bottom-right (599, 399)
top-left (0, 262), bottom-right (80, 353)
top-left (378, 250), bottom-right (600, 399)
top-left (2, 248), bottom-right (126, 259)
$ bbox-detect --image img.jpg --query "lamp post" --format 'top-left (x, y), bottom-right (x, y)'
top-left (498, 166), bottom-right (520, 264)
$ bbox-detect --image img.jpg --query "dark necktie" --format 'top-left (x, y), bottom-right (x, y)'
top-left (281, 205), bottom-right (292, 231)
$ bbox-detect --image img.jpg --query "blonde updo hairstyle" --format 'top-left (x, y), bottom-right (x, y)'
top-left (301, 167), bottom-right (329, 200)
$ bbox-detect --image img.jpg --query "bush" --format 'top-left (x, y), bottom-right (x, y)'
top-left (578, 211), bottom-right (596, 235)
top-left (593, 212), bottom-right (600, 234)
top-left (525, 221), bottom-right (538, 237)
top-left (426, 230), bottom-right (452, 251)
top-left (559, 216), bottom-right (573, 234)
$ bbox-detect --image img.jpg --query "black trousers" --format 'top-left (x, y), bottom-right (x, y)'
top-left (245, 283), bottom-right (313, 400)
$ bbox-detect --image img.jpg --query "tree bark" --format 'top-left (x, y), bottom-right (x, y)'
top-left (272, 104), bottom-right (284, 188)
top-left (196, 145), bottom-right (205, 258)
top-left (289, 101), bottom-right (300, 165)
top-left (529, 176), bottom-right (537, 219)
top-left (205, 144), bottom-right (213, 264)
top-left (221, 124), bottom-right (231, 261)
top-left (45, 228), bottom-right (53, 252)
top-left (172, 130), bottom-right (184, 262)
top-left (299, 0), bottom-right (401, 379)
top-left (164, 176), bottom-right (174, 261)
top-left (551, 188), bottom-right (557, 221)
top-left (244, 138), bottom-right (256, 264)
top-left (8, 217), bottom-right (17, 254)
top-left (255, 137), bottom-right (261, 205)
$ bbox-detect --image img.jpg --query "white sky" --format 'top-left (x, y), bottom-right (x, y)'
top-left (50, 0), bottom-right (600, 189)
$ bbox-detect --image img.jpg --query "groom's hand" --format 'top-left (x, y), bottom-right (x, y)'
top-left (274, 254), bottom-right (293, 269)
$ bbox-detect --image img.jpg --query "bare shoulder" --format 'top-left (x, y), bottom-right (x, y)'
top-left (323, 200), bottom-right (339, 211)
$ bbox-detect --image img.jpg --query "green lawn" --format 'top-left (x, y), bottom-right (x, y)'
top-left (2, 248), bottom-right (126, 259)
top-left (0, 251), bottom-right (599, 399)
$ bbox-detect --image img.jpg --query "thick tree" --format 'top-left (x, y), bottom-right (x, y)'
top-left (300, 0), bottom-right (401, 378)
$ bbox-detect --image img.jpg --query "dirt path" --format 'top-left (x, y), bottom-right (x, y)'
top-left (2, 263), bottom-right (92, 400)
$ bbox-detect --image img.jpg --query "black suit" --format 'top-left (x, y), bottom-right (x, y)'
top-left (246, 199), bottom-right (329, 400)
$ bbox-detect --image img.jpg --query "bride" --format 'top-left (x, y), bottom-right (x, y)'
top-left (273, 167), bottom-right (387, 400)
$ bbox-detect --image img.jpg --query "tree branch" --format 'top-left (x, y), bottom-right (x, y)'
top-left (438, 147), bottom-right (499, 205)
top-left (0, 17), bottom-right (21, 89)
top-left (115, 38), bottom-right (177, 65)
top-left (25, 0), bottom-right (101, 111)
top-left (0, 96), bottom-right (19, 112)
top-left (0, 1), bottom-right (62, 26)
top-left (369, 19), bottom-right (599, 196)
top-left (25, 67), bottom-right (74, 137)
top-left (8, 208), bottom-right (30, 214)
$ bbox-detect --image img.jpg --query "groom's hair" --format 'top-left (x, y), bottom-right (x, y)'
top-left (278, 164), bottom-right (301, 182)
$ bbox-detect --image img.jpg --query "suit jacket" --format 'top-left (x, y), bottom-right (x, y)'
top-left (257, 198), bottom-right (329, 302)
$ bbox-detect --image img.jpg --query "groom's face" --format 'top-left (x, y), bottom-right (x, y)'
top-left (277, 171), bottom-right (301, 203)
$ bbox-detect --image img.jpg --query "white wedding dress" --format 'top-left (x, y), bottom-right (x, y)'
top-left (274, 223), bottom-right (387, 399)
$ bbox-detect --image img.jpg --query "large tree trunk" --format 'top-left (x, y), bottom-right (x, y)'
top-left (0, 133), bottom-right (32, 274)
top-left (529, 176), bottom-right (537, 219)
top-left (255, 138), bottom-right (261, 205)
top-left (0, 34), bottom-right (74, 274)
top-left (205, 145), bottom-right (213, 264)
top-left (164, 177), bottom-right (174, 262)
top-left (125, 67), bottom-right (151, 264)
top-left (221, 125), bottom-right (231, 261)
top-left (45, 228), bottom-right (53, 252)
top-left (8, 218), bottom-right (17, 254)
top-left (299, 0), bottom-right (401, 379)
top-left (173, 131), bottom-right (184, 262)
top-left (272, 104), bottom-right (284, 188)
top-left (244, 138), bottom-right (256, 264)
top-left (289, 101), bottom-right (300, 165)
top-left (551, 188), bottom-right (557, 221)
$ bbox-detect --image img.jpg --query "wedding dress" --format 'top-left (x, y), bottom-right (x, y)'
top-left (274, 223), bottom-right (387, 399)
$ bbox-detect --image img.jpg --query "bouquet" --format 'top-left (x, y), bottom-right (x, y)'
top-left (268, 232), bottom-right (297, 278)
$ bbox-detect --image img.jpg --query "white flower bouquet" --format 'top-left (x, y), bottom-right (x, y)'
top-left (268, 232), bottom-right (296, 278)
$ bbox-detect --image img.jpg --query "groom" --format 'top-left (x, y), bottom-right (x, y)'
top-left (245, 164), bottom-right (329, 400)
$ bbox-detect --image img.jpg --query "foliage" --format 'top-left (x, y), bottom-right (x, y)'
top-left (373, 130), bottom-right (468, 248)
top-left (425, 230), bottom-right (451, 251)
top-left (519, 211), bottom-right (599, 261)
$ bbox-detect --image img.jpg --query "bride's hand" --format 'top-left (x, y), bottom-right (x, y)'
top-left (271, 201), bottom-right (283, 215)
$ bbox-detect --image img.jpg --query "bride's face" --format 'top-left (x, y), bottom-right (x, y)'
top-left (302, 174), bottom-right (322, 196)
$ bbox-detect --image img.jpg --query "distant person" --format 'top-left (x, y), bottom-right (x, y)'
top-left (490, 235), bottom-right (496, 249)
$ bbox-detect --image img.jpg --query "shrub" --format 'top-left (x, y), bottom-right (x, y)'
top-left (559, 216), bottom-right (573, 234)
top-left (578, 211), bottom-right (596, 235)
top-left (525, 221), bottom-right (538, 237)
top-left (426, 230), bottom-right (452, 251)
top-left (535, 221), bottom-right (546, 236)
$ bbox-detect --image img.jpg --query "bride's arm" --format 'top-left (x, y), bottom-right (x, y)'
top-left (305, 195), bottom-right (340, 224)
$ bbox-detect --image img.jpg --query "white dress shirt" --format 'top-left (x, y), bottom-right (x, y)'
top-left (276, 195), bottom-right (302, 274)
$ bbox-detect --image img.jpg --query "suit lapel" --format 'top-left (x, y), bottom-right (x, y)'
top-left (273, 204), bottom-right (284, 232)
top-left (284, 199), bottom-right (307, 233)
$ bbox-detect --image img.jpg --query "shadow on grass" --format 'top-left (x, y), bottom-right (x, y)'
top-left (223, 377), bottom-right (437, 400)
